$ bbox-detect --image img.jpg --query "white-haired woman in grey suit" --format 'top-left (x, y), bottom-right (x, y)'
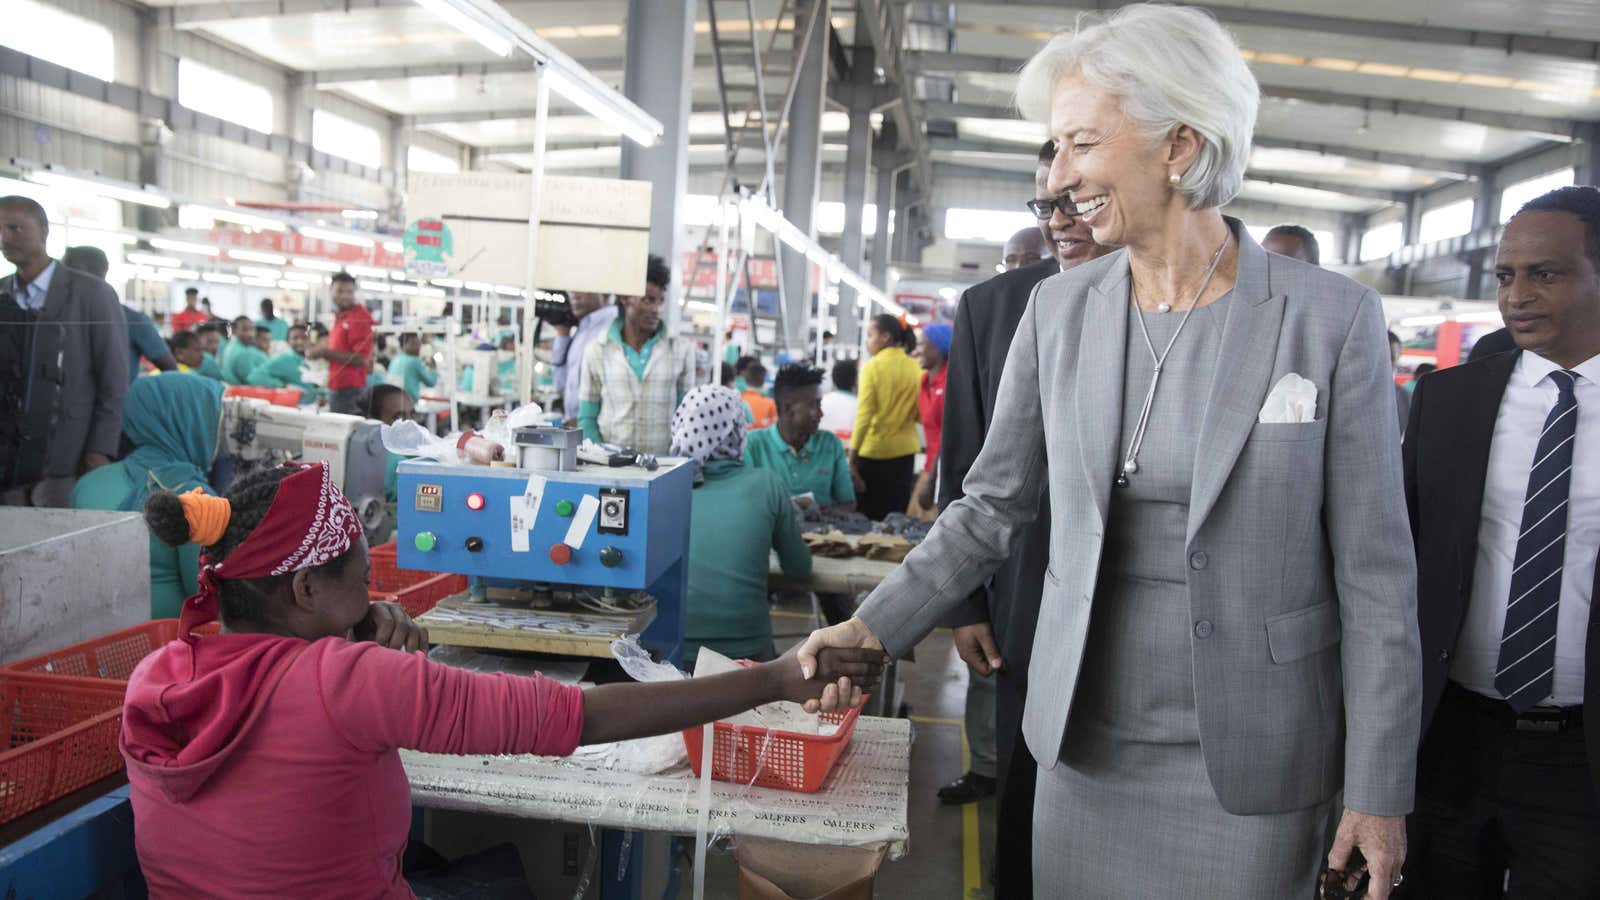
top-left (799, 5), bottom-right (1421, 898)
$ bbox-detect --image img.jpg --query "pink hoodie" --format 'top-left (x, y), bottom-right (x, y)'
top-left (121, 633), bottom-right (584, 898)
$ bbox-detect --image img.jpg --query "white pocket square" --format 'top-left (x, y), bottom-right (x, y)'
top-left (1259, 373), bottom-right (1319, 424)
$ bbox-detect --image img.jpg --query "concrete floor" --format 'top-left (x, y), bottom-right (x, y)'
top-left (675, 601), bottom-right (995, 900)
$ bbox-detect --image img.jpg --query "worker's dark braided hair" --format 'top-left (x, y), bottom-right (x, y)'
top-left (144, 465), bottom-right (357, 627)
top-left (871, 314), bottom-right (917, 352)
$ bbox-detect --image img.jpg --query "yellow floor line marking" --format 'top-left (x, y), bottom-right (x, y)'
top-left (907, 715), bottom-right (984, 898)
top-left (770, 609), bottom-right (816, 620)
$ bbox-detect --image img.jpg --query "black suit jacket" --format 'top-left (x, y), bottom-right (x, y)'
top-left (1404, 350), bottom-right (1600, 795)
top-left (936, 257), bottom-right (1057, 668)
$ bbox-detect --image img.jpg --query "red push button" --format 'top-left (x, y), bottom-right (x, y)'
top-left (548, 542), bottom-right (573, 565)
top-left (466, 492), bottom-right (485, 511)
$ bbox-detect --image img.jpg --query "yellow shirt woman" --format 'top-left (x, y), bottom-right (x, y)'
top-left (852, 344), bottom-right (922, 459)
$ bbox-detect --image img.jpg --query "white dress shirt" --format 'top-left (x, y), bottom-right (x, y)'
top-left (11, 259), bottom-right (56, 311)
top-left (820, 389), bottom-right (858, 434)
top-left (1452, 350), bottom-right (1599, 706)
top-left (550, 303), bottom-right (618, 409)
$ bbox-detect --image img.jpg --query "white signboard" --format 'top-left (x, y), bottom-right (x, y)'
top-left (404, 173), bottom-right (652, 296)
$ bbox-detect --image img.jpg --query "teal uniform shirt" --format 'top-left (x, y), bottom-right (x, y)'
top-left (683, 460), bottom-right (812, 666)
top-left (255, 317), bottom-right (289, 342)
top-left (196, 353), bottom-right (226, 382)
top-left (389, 351), bottom-right (438, 401)
top-left (743, 425), bottom-right (856, 506)
top-left (223, 344), bottom-right (269, 385)
top-left (247, 352), bottom-right (318, 403)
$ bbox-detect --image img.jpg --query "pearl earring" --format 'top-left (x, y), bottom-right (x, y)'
top-left (1168, 173), bottom-right (1181, 186)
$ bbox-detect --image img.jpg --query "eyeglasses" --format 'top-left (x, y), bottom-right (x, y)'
top-left (1026, 198), bottom-right (1078, 221)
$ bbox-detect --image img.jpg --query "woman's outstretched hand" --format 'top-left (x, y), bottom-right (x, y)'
top-left (796, 617), bottom-right (886, 713)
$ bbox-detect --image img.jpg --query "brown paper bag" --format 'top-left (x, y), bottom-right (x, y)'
top-left (735, 837), bottom-right (887, 900)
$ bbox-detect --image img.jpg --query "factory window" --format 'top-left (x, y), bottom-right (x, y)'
top-left (179, 59), bottom-right (274, 134)
top-left (816, 202), bottom-right (878, 236)
top-left (1499, 168), bottom-right (1575, 224)
top-left (1418, 198), bottom-right (1476, 244)
top-left (943, 207), bottom-right (1036, 243)
top-left (407, 145), bottom-right (460, 175)
top-left (314, 110), bottom-right (384, 169)
top-left (1, 0), bottom-right (114, 82)
top-left (1359, 221), bottom-right (1403, 263)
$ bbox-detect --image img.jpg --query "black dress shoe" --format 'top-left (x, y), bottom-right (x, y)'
top-left (937, 770), bottom-right (996, 805)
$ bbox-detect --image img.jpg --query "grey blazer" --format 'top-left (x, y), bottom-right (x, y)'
top-left (0, 263), bottom-right (129, 480)
top-left (857, 222), bottom-right (1421, 817)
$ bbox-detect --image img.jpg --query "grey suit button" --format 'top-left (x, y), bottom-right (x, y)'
top-left (1189, 551), bottom-right (1209, 571)
top-left (1437, 649), bottom-right (1451, 663)
top-left (1194, 620), bottom-right (1213, 639)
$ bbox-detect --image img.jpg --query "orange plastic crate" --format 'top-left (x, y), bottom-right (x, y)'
top-left (368, 541), bottom-right (467, 619)
top-left (0, 673), bottom-right (128, 826)
top-left (223, 385), bottom-right (302, 407)
top-left (5, 620), bottom-right (215, 682)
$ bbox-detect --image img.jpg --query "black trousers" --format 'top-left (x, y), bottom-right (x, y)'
top-left (993, 667), bottom-right (1035, 900)
top-left (1401, 682), bottom-right (1599, 899)
top-left (856, 454), bottom-right (915, 521)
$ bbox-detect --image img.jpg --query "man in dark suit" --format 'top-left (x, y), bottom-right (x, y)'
top-left (936, 140), bottom-right (1113, 896)
top-left (1401, 185), bottom-right (1600, 896)
top-left (0, 196), bottom-right (128, 507)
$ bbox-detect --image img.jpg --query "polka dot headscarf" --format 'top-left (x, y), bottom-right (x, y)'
top-left (670, 385), bottom-right (748, 483)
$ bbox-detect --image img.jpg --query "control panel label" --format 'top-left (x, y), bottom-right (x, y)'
top-left (509, 495), bottom-right (532, 553)
top-left (414, 483), bottom-right (443, 513)
top-left (565, 494), bottom-right (600, 549)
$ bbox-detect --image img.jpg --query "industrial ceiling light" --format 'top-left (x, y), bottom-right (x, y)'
top-left (27, 169), bottom-right (171, 209)
top-left (228, 249), bottom-right (289, 265)
top-left (412, 0), bottom-right (514, 57)
top-left (298, 226), bottom-right (376, 248)
top-left (542, 67), bottom-right (660, 148)
top-left (187, 204), bottom-right (289, 233)
top-left (152, 238), bottom-right (222, 257)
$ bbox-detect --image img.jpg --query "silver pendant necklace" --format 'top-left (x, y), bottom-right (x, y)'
top-left (1116, 231), bottom-right (1231, 488)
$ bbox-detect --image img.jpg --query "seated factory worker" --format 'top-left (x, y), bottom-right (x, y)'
top-left (744, 364), bottom-right (855, 511)
top-left (367, 384), bottom-right (413, 501)
top-left (247, 323), bottom-right (318, 403)
top-left (389, 332), bottom-right (438, 402)
top-left (222, 317), bottom-right (267, 385)
top-left (741, 361), bottom-right (778, 429)
top-left (70, 373), bottom-right (223, 618)
top-left (124, 461), bottom-right (880, 899)
top-left (194, 322), bottom-right (229, 381)
top-left (169, 331), bottom-right (209, 377)
top-left (675, 386), bottom-right (813, 666)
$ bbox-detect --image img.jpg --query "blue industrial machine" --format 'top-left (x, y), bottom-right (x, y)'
top-left (395, 454), bottom-right (692, 662)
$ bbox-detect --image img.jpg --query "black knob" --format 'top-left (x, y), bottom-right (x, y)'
top-left (465, 536), bottom-right (484, 552)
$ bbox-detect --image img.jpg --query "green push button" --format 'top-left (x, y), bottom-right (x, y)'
top-left (556, 499), bottom-right (575, 517)
top-left (413, 531), bottom-right (437, 552)
top-left (598, 546), bottom-right (623, 568)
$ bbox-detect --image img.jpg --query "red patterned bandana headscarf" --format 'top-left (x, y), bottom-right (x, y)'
top-left (179, 462), bottom-right (363, 640)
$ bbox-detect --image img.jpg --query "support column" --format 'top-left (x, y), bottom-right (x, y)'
top-left (1576, 125), bottom-right (1600, 185)
top-left (136, 11), bottom-right (175, 233)
top-left (388, 117), bottom-right (409, 231)
top-left (780, 0), bottom-right (829, 355)
top-left (1340, 214), bottom-right (1364, 267)
top-left (1464, 170), bottom-right (1501, 300)
top-left (837, 43), bottom-right (874, 349)
top-left (620, 0), bottom-right (695, 329)
top-left (284, 75), bottom-right (316, 203)
top-left (1398, 194), bottom-right (1421, 294)
top-left (891, 169), bottom-right (921, 264)
top-left (869, 124), bottom-right (897, 299)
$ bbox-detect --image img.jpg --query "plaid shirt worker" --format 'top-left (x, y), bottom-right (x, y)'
top-left (578, 323), bottom-right (696, 454)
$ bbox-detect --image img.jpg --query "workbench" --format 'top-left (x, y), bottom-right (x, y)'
top-left (767, 551), bottom-right (898, 596)
top-left (403, 715), bottom-right (912, 857)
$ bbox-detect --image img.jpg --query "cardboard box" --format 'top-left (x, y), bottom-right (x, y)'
top-left (735, 837), bottom-right (887, 900)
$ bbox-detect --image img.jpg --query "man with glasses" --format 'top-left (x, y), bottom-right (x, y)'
top-left (933, 140), bottom-right (1114, 896)
top-left (577, 255), bottom-right (695, 454)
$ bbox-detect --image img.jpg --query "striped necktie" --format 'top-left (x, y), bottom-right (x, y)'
top-left (1495, 369), bottom-right (1579, 713)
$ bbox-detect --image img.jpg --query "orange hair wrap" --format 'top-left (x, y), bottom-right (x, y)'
top-left (179, 488), bottom-right (231, 547)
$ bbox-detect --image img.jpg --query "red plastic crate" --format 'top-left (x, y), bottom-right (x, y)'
top-left (0, 673), bottom-right (128, 826)
top-left (682, 661), bottom-right (866, 794)
top-left (5, 620), bottom-right (217, 682)
top-left (368, 541), bottom-right (467, 619)
top-left (223, 385), bottom-right (303, 407)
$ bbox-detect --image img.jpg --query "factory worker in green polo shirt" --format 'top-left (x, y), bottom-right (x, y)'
top-left (743, 363), bottom-right (856, 510)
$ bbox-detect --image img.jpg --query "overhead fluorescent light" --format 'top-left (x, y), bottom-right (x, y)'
top-left (412, 0), bottom-right (514, 57)
top-left (237, 266), bottom-right (282, 279)
top-left (344, 264), bottom-right (389, 279)
top-left (151, 238), bottom-right (221, 257)
top-left (202, 272), bottom-right (242, 284)
top-left (186, 205), bottom-right (289, 232)
top-left (341, 209), bottom-right (379, 220)
top-left (277, 280), bottom-right (307, 291)
top-left (135, 268), bottom-right (175, 282)
top-left (27, 169), bottom-right (171, 209)
top-left (495, 285), bottom-right (526, 297)
top-left (281, 270), bottom-right (323, 283)
top-left (432, 278), bottom-right (463, 288)
top-left (382, 240), bottom-right (403, 253)
top-left (391, 284), bottom-right (420, 296)
top-left (359, 280), bottom-right (392, 294)
top-left (291, 257), bottom-right (344, 273)
top-left (463, 281), bottom-right (494, 292)
top-left (170, 269), bottom-right (201, 279)
top-left (298, 226), bottom-right (375, 248)
top-left (228, 249), bottom-right (288, 265)
top-left (544, 67), bottom-right (661, 147)
top-left (68, 228), bottom-right (136, 246)
top-left (126, 252), bottom-right (181, 268)
top-left (242, 277), bottom-right (279, 288)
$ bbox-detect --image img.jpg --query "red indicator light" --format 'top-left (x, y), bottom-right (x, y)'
top-left (466, 493), bottom-right (485, 511)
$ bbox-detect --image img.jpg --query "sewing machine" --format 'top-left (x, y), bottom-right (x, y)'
top-left (394, 430), bottom-right (690, 663)
top-left (220, 398), bottom-right (393, 544)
